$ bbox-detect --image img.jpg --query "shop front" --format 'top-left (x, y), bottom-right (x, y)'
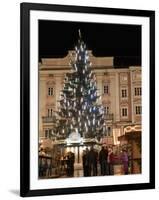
top-left (118, 125), bottom-right (141, 174)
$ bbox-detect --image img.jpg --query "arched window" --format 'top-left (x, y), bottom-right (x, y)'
top-left (47, 108), bottom-right (53, 117)
top-left (48, 87), bottom-right (54, 96)
top-left (103, 85), bottom-right (109, 94)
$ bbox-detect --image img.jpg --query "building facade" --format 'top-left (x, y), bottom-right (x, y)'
top-left (39, 50), bottom-right (141, 160)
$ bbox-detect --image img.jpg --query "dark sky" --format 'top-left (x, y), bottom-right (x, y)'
top-left (39, 20), bottom-right (141, 67)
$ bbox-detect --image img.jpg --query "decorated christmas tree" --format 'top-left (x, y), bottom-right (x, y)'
top-left (54, 30), bottom-right (105, 141)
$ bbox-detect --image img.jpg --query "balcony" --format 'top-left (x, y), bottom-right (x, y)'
top-left (104, 113), bottom-right (114, 121)
top-left (42, 116), bottom-right (56, 123)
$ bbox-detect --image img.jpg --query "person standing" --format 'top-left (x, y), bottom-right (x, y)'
top-left (121, 149), bottom-right (129, 175)
top-left (88, 146), bottom-right (97, 176)
top-left (82, 150), bottom-right (87, 176)
top-left (94, 148), bottom-right (99, 176)
top-left (43, 159), bottom-right (48, 177)
top-left (70, 152), bottom-right (75, 176)
top-left (47, 160), bottom-right (52, 177)
top-left (107, 148), bottom-right (114, 175)
top-left (82, 148), bottom-right (89, 176)
top-left (66, 152), bottom-right (71, 176)
top-left (39, 158), bottom-right (43, 177)
top-left (99, 146), bottom-right (108, 175)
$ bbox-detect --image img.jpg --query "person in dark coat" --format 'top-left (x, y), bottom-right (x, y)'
top-left (94, 149), bottom-right (99, 176)
top-left (88, 146), bottom-right (98, 176)
top-left (82, 148), bottom-right (89, 177)
top-left (39, 158), bottom-right (43, 177)
top-left (66, 153), bottom-right (71, 176)
top-left (43, 159), bottom-right (48, 177)
top-left (47, 160), bottom-right (52, 177)
top-left (99, 146), bottom-right (108, 175)
top-left (69, 152), bottom-right (75, 176)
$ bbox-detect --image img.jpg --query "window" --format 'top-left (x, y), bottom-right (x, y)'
top-left (134, 87), bottom-right (142, 96)
top-left (48, 87), bottom-right (54, 96)
top-left (135, 106), bottom-right (142, 115)
top-left (107, 127), bottom-right (111, 136)
top-left (48, 108), bottom-right (53, 117)
top-left (45, 129), bottom-right (53, 138)
top-left (104, 106), bottom-right (109, 114)
top-left (45, 130), bottom-right (48, 138)
top-left (49, 129), bottom-right (52, 136)
top-left (121, 89), bottom-right (127, 98)
top-left (103, 85), bottom-right (109, 94)
top-left (122, 108), bottom-right (128, 117)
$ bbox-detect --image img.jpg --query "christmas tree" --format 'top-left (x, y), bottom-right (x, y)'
top-left (54, 30), bottom-right (105, 141)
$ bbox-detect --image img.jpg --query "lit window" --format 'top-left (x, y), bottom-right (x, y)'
top-left (134, 87), bottom-right (142, 96)
top-left (121, 89), bottom-right (127, 98)
top-left (104, 85), bottom-right (109, 94)
top-left (122, 108), bottom-right (128, 117)
top-left (48, 87), bottom-right (54, 96)
top-left (135, 106), bottom-right (142, 115)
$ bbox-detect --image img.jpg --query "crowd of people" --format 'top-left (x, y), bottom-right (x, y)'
top-left (82, 146), bottom-right (129, 176)
top-left (39, 146), bottom-right (129, 178)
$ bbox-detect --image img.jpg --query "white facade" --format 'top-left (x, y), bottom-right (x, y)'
top-left (39, 50), bottom-right (141, 145)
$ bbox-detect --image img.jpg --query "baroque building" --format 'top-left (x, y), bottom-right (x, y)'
top-left (39, 50), bottom-right (141, 163)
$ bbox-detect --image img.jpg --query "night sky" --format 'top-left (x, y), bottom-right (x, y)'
top-left (39, 20), bottom-right (141, 67)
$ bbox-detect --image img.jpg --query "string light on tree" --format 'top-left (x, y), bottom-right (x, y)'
top-left (54, 29), bottom-right (105, 140)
